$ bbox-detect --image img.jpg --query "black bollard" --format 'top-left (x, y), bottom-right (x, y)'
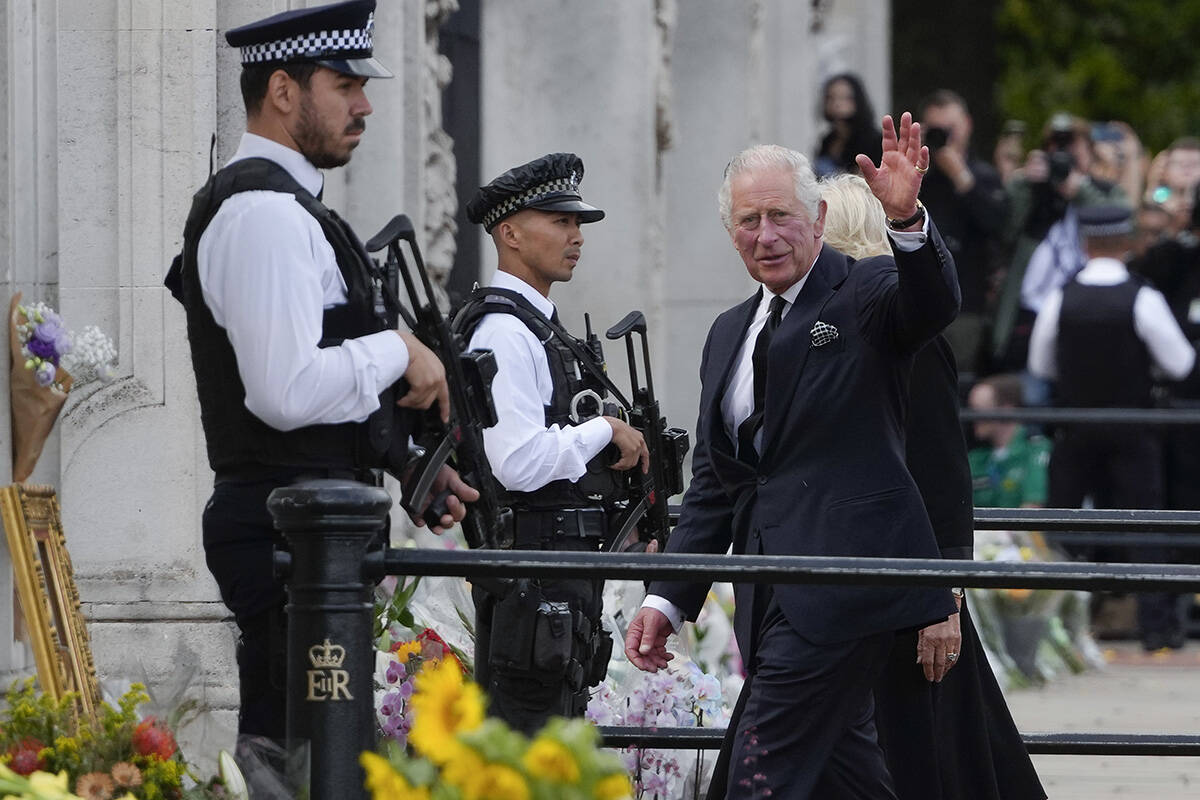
top-left (268, 479), bottom-right (391, 800)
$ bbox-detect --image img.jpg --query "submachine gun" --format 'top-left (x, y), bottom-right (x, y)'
top-left (364, 215), bottom-right (513, 551)
top-left (601, 310), bottom-right (690, 552)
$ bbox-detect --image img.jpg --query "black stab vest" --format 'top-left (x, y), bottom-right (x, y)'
top-left (452, 288), bottom-right (626, 510)
top-left (1056, 278), bottom-right (1153, 408)
top-left (173, 157), bottom-right (403, 472)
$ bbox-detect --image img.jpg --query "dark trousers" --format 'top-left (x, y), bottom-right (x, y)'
top-left (203, 477), bottom-right (291, 740)
top-left (710, 597), bottom-right (897, 800)
top-left (1049, 427), bottom-right (1183, 643)
top-left (474, 536), bottom-right (608, 736)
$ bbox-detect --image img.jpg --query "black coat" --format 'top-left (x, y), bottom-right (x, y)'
top-left (875, 337), bottom-right (1046, 800)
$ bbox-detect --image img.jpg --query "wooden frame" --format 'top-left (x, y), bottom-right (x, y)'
top-left (1, 484), bottom-right (99, 717)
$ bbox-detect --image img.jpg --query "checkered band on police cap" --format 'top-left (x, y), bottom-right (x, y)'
top-left (238, 16), bottom-right (373, 64)
top-left (481, 175), bottom-right (580, 230)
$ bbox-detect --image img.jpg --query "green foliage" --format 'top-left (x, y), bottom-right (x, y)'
top-left (996, 0), bottom-right (1200, 152)
top-left (0, 679), bottom-right (231, 800)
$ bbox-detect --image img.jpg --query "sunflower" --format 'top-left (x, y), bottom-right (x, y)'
top-left (359, 752), bottom-right (430, 800)
top-left (408, 658), bottom-right (484, 764)
top-left (593, 772), bottom-right (635, 800)
top-left (522, 737), bottom-right (580, 783)
top-left (391, 640), bottom-right (422, 664)
top-left (449, 761), bottom-right (530, 800)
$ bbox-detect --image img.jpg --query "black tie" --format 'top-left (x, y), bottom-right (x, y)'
top-left (736, 294), bottom-right (787, 466)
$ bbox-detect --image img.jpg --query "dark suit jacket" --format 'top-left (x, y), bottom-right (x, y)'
top-left (651, 224), bottom-right (961, 650)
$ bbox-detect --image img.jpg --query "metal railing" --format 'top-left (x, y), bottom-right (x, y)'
top-left (267, 475), bottom-right (1200, 798)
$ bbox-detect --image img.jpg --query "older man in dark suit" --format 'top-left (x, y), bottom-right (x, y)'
top-left (625, 113), bottom-right (960, 799)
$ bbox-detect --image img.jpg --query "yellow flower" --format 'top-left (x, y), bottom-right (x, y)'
top-left (24, 770), bottom-right (75, 799)
top-left (522, 737), bottom-right (580, 783)
top-left (392, 640), bottom-right (422, 664)
top-left (359, 752), bottom-right (430, 800)
top-left (464, 764), bottom-right (528, 800)
top-left (409, 659), bottom-right (484, 764)
top-left (594, 772), bottom-right (634, 800)
top-left (440, 745), bottom-right (483, 793)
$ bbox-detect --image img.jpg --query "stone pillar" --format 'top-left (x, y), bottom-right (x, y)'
top-left (479, 0), bottom-right (669, 401)
top-left (659, 0), bottom-right (820, 445)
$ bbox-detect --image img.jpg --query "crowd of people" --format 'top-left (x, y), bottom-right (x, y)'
top-left (817, 72), bottom-right (1200, 655)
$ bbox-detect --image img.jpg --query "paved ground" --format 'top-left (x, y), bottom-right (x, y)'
top-left (1003, 641), bottom-right (1200, 799)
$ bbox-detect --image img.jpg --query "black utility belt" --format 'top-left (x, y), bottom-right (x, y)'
top-left (511, 508), bottom-right (608, 547)
top-left (213, 463), bottom-right (377, 485)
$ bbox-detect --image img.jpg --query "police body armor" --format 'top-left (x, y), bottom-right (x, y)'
top-left (169, 157), bottom-right (407, 476)
top-left (453, 287), bottom-right (629, 524)
top-left (452, 286), bottom-right (624, 732)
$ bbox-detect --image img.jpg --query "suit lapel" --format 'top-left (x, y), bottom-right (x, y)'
top-left (759, 247), bottom-right (847, 462)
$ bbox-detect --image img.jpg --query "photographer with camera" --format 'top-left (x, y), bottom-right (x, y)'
top-left (917, 90), bottom-right (1009, 373)
top-left (991, 113), bottom-right (1129, 373)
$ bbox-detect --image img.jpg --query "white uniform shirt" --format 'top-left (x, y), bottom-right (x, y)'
top-left (466, 271), bottom-right (613, 492)
top-left (196, 133), bottom-right (409, 432)
top-left (1028, 257), bottom-right (1196, 381)
top-left (643, 219), bottom-right (932, 631)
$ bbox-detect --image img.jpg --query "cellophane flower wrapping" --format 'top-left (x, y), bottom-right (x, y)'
top-left (8, 292), bottom-right (117, 481)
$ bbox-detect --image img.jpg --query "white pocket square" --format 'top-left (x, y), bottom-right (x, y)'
top-left (810, 321), bottom-right (839, 347)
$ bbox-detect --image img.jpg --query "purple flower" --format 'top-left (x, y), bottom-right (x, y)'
top-left (385, 659), bottom-right (405, 685)
top-left (379, 689), bottom-right (404, 717)
top-left (35, 362), bottom-right (56, 387)
top-left (26, 337), bottom-right (58, 362)
top-left (34, 318), bottom-right (64, 344)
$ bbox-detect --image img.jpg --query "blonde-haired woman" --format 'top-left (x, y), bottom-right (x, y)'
top-left (820, 174), bottom-right (1045, 800)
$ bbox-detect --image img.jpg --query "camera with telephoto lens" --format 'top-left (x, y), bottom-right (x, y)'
top-left (924, 127), bottom-right (950, 153)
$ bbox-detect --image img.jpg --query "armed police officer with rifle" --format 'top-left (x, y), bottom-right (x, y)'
top-left (453, 153), bottom-right (687, 733)
top-left (165, 0), bottom-right (479, 742)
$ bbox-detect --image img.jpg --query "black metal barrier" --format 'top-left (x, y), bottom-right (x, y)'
top-left (595, 728), bottom-right (1200, 756)
top-left (960, 406), bottom-right (1200, 425)
top-left (272, 482), bottom-right (1200, 799)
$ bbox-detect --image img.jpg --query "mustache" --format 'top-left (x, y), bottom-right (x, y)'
top-left (345, 118), bottom-right (366, 135)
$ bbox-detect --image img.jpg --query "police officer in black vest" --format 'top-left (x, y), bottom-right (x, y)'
top-left (453, 154), bottom-right (650, 733)
top-left (165, 0), bottom-right (478, 740)
top-left (1029, 204), bottom-right (1197, 650)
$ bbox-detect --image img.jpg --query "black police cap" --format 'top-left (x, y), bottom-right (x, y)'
top-left (467, 153), bottom-right (605, 232)
top-left (1077, 204), bottom-right (1134, 238)
top-left (225, 0), bottom-right (391, 79)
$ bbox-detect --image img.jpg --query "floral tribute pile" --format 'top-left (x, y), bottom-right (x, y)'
top-left (0, 680), bottom-right (238, 800)
top-left (362, 658), bottom-right (633, 800)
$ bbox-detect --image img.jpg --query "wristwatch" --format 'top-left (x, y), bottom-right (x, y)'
top-left (886, 200), bottom-right (925, 231)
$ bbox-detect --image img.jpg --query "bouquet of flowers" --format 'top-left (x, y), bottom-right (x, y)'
top-left (970, 530), bottom-right (1101, 687)
top-left (587, 663), bottom-right (727, 800)
top-left (0, 679), bottom-right (239, 800)
top-left (8, 293), bottom-right (117, 481)
top-left (362, 658), bottom-right (634, 800)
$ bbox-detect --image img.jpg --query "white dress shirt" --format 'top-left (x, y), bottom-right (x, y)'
top-left (642, 220), bottom-right (932, 632)
top-left (466, 271), bottom-right (613, 492)
top-left (1028, 257), bottom-right (1196, 381)
top-left (196, 133), bottom-right (409, 431)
